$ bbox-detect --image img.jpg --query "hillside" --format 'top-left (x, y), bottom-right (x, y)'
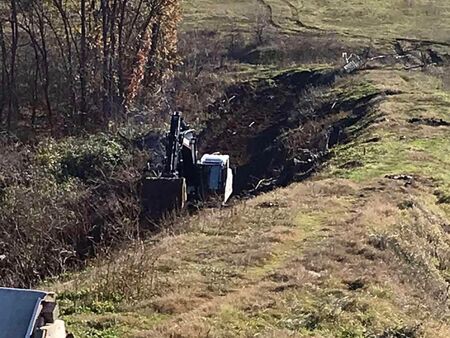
top-left (47, 1), bottom-right (450, 337)
top-left (183, 0), bottom-right (450, 42)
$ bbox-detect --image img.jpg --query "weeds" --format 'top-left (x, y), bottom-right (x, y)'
top-left (0, 134), bottom-right (144, 287)
top-left (59, 289), bottom-right (123, 315)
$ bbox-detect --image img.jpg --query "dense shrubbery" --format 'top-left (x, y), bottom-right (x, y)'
top-left (37, 134), bottom-right (129, 181)
top-left (0, 134), bottom-right (145, 287)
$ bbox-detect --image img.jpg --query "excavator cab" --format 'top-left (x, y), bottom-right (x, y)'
top-left (198, 154), bottom-right (233, 204)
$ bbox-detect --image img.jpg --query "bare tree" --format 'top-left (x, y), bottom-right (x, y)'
top-left (0, 20), bottom-right (7, 127)
top-left (0, 0), bottom-right (181, 134)
top-left (7, 0), bottom-right (19, 131)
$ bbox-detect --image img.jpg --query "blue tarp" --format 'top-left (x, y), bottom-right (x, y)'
top-left (0, 288), bottom-right (48, 338)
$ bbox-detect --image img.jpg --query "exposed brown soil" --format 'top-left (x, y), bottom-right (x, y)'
top-left (140, 66), bottom-right (391, 222)
top-left (199, 68), bottom-right (381, 194)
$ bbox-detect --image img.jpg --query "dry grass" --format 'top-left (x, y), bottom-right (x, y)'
top-left (41, 1), bottom-right (450, 336)
top-left (183, 0), bottom-right (450, 45)
top-left (52, 178), bottom-right (450, 337)
top-left (47, 64), bottom-right (450, 337)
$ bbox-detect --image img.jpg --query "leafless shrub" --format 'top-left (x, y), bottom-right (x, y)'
top-left (171, 30), bottom-right (238, 124)
top-left (279, 84), bottom-right (348, 162)
top-left (429, 65), bottom-right (450, 91)
top-left (252, 4), bottom-right (270, 45)
top-left (90, 240), bottom-right (166, 301)
top-left (403, 0), bottom-right (415, 8)
top-left (0, 136), bottom-right (145, 288)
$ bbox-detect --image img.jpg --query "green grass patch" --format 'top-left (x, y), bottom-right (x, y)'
top-left (208, 304), bottom-right (273, 336)
top-left (330, 134), bottom-right (450, 192)
top-left (294, 212), bottom-right (327, 231)
top-left (65, 316), bottom-right (123, 338)
top-left (59, 289), bottom-right (124, 315)
top-left (334, 81), bottom-right (380, 102)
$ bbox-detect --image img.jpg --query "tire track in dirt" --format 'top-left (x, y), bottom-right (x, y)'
top-left (255, 0), bottom-right (283, 30)
top-left (257, 0), bottom-right (323, 32)
top-left (281, 0), bottom-right (323, 31)
top-left (141, 183), bottom-right (341, 336)
top-left (396, 37), bottom-right (450, 48)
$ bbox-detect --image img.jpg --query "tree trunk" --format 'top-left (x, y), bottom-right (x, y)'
top-left (0, 21), bottom-right (7, 128)
top-left (35, 4), bottom-right (54, 131)
top-left (109, 0), bottom-right (120, 115)
top-left (142, 20), bottom-right (161, 87)
top-left (80, 0), bottom-right (88, 115)
top-left (53, 0), bottom-right (77, 117)
top-left (31, 39), bottom-right (40, 129)
top-left (125, 0), bottom-right (144, 46)
top-left (125, 4), bottom-right (157, 105)
top-left (101, 0), bottom-right (112, 123)
top-left (117, 0), bottom-right (128, 113)
top-left (8, 0), bottom-right (19, 131)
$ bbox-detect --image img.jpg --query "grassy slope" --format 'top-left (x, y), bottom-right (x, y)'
top-left (52, 70), bottom-right (450, 338)
top-left (266, 0), bottom-right (450, 41)
top-left (183, 0), bottom-right (450, 42)
top-left (50, 1), bottom-right (450, 337)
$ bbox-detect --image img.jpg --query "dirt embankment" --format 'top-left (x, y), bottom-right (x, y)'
top-left (199, 68), bottom-right (383, 194)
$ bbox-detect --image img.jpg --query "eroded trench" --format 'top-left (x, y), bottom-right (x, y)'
top-left (198, 68), bottom-right (381, 195)
top-left (143, 67), bottom-right (388, 220)
top-left (144, 39), bottom-right (450, 212)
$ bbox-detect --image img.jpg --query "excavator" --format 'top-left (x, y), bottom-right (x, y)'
top-left (141, 111), bottom-right (233, 219)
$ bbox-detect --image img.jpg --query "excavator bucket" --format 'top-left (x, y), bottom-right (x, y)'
top-left (141, 177), bottom-right (187, 220)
